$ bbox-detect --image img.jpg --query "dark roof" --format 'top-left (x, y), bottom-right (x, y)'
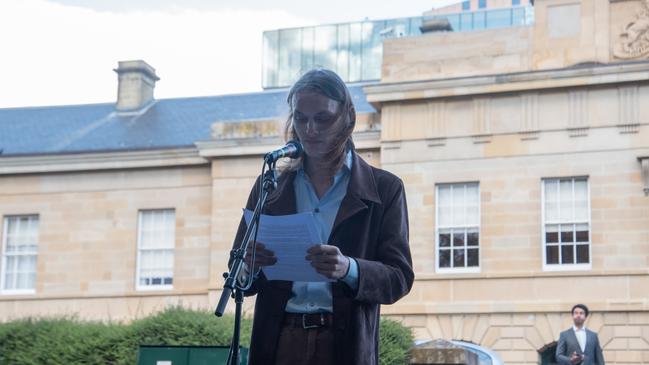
top-left (0, 85), bottom-right (376, 156)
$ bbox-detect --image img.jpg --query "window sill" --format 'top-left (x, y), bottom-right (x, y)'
top-left (0, 289), bottom-right (207, 302)
top-left (135, 285), bottom-right (173, 292)
top-left (435, 267), bottom-right (481, 274)
top-left (0, 289), bottom-right (36, 296)
top-left (542, 263), bottom-right (592, 272)
top-left (416, 268), bottom-right (649, 280)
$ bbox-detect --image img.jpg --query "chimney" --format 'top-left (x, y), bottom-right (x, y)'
top-left (113, 60), bottom-right (160, 112)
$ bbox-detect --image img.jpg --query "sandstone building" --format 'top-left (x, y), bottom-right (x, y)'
top-left (1, 1), bottom-right (648, 364)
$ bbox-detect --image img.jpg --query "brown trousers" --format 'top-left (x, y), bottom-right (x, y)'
top-left (273, 314), bottom-right (335, 365)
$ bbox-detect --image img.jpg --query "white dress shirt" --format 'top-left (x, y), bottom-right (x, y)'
top-left (573, 325), bottom-right (587, 352)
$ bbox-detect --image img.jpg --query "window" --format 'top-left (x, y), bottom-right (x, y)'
top-left (479, 0), bottom-right (487, 9)
top-left (462, 1), bottom-right (471, 11)
top-left (542, 178), bottom-right (590, 270)
top-left (436, 183), bottom-right (480, 272)
top-left (512, 0), bottom-right (521, 6)
top-left (136, 209), bottom-right (175, 290)
top-left (1, 215), bottom-right (39, 294)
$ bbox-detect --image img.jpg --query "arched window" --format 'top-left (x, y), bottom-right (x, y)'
top-left (539, 342), bottom-right (558, 365)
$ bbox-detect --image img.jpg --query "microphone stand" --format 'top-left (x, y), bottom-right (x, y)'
top-left (214, 157), bottom-right (277, 365)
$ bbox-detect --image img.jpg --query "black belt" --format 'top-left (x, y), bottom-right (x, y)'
top-left (283, 312), bottom-right (333, 329)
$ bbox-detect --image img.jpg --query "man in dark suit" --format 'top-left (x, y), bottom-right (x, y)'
top-left (556, 304), bottom-right (605, 365)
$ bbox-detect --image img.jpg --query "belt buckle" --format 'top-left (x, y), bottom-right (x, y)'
top-left (302, 313), bottom-right (324, 329)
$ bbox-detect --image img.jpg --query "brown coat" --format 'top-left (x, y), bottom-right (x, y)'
top-left (232, 151), bottom-right (414, 365)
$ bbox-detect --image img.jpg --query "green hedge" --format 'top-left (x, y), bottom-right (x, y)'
top-left (0, 307), bottom-right (412, 364)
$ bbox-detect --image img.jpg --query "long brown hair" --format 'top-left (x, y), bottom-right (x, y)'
top-left (283, 68), bottom-right (356, 173)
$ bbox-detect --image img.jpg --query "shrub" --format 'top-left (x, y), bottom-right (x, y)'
top-left (379, 317), bottom-right (414, 365)
top-left (0, 307), bottom-right (411, 364)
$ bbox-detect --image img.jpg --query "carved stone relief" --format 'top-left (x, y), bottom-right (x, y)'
top-left (613, 0), bottom-right (649, 59)
top-left (519, 93), bottom-right (540, 141)
top-left (567, 90), bottom-right (589, 138)
top-left (472, 98), bottom-right (492, 144)
top-left (426, 101), bottom-right (447, 147)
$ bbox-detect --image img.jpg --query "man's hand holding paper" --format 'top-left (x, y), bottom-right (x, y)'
top-left (306, 244), bottom-right (351, 280)
top-left (243, 209), bottom-right (335, 282)
top-left (243, 242), bottom-right (276, 271)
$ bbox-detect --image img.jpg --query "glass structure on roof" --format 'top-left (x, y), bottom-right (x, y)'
top-left (262, 5), bottom-right (534, 89)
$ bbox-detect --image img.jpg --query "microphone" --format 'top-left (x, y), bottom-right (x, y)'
top-left (264, 140), bottom-right (303, 163)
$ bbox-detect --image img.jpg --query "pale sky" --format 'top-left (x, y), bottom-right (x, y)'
top-left (0, 0), bottom-right (463, 108)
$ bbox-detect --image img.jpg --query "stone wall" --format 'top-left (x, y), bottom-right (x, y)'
top-left (383, 0), bottom-right (623, 83)
top-left (392, 311), bottom-right (649, 364)
top-left (0, 166), bottom-right (213, 321)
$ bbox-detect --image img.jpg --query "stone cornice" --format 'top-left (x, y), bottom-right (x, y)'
top-left (364, 61), bottom-right (649, 107)
top-left (195, 136), bottom-right (285, 158)
top-left (0, 148), bottom-right (207, 175)
top-left (0, 131), bottom-right (381, 174)
top-left (381, 300), bottom-right (649, 315)
top-left (414, 268), bottom-right (649, 281)
top-left (195, 130), bottom-right (381, 158)
top-left (382, 269), bottom-right (649, 315)
top-left (0, 289), bottom-right (208, 302)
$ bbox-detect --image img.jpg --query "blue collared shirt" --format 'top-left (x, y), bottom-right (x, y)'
top-left (285, 150), bottom-right (359, 313)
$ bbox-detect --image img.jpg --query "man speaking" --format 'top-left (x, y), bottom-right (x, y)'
top-left (234, 68), bottom-right (414, 365)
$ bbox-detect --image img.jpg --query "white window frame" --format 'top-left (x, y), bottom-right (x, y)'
top-left (1, 215), bottom-right (39, 295)
top-left (135, 209), bottom-right (176, 291)
top-left (435, 182), bottom-right (481, 274)
top-left (541, 177), bottom-right (592, 272)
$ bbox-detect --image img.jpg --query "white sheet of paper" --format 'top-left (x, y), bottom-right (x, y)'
top-left (243, 209), bottom-right (334, 282)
